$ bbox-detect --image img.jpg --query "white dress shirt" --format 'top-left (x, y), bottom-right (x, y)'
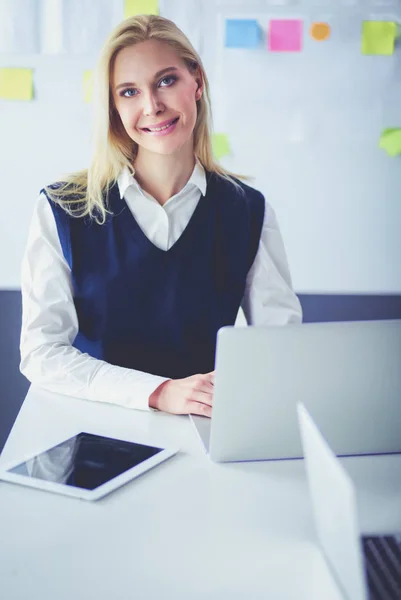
top-left (20, 163), bottom-right (302, 411)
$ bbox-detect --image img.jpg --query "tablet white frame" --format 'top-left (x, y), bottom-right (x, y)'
top-left (0, 432), bottom-right (179, 501)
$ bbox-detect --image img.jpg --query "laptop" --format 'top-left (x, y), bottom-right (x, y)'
top-left (297, 402), bottom-right (401, 600)
top-left (190, 319), bottom-right (401, 462)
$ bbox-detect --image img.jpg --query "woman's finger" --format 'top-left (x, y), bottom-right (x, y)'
top-left (205, 371), bottom-right (215, 385)
top-left (188, 400), bottom-right (212, 418)
top-left (189, 390), bottom-right (213, 407)
top-left (196, 378), bottom-right (214, 393)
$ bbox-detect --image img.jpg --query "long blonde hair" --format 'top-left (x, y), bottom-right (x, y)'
top-left (45, 14), bottom-right (247, 223)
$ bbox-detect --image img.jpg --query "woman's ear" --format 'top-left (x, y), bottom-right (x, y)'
top-left (194, 69), bottom-right (203, 101)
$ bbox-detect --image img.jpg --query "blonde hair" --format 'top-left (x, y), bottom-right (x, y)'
top-left (46, 14), bottom-right (247, 223)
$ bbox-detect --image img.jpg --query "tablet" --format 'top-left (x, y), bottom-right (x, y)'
top-left (0, 432), bottom-right (178, 501)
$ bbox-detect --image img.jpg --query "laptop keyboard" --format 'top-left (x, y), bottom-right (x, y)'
top-left (362, 535), bottom-right (401, 600)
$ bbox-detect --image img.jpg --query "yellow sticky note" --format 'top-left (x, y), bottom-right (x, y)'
top-left (0, 68), bottom-right (33, 101)
top-left (361, 21), bottom-right (397, 55)
top-left (124, 0), bottom-right (159, 19)
top-left (83, 70), bottom-right (93, 104)
top-left (379, 128), bottom-right (401, 157)
top-left (212, 133), bottom-right (231, 160)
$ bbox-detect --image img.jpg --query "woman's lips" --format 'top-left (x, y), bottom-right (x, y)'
top-left (141, 117), bottom-right (179, 136)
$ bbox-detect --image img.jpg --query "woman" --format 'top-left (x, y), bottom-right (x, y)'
top-left (20, 15), bottom-right (302, 419)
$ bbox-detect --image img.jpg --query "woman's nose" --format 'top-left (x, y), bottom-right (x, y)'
top-left (143, 90), bottom-right (164, 116)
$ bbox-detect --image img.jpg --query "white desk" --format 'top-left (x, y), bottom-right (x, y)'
top-left (1, 387), bottom-right (400, 600)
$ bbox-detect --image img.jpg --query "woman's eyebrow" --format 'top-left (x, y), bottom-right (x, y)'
top-left (115, 66), bottom-right (178, 91)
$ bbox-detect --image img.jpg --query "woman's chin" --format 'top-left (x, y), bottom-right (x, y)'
top-left (139, 137), bottom-right (191, 157)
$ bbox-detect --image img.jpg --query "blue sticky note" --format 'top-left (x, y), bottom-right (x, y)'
top-left (225, 19), bottom-right (260, 49)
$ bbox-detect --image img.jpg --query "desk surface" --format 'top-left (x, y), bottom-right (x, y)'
top-left (1, 387), bottom-right (400, 600)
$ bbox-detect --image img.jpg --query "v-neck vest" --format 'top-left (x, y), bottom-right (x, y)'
top-left (45, 172), bottom-right (265, 379)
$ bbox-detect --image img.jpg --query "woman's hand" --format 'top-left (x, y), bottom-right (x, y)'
top-left (149, 371), bottom-right (215, 418)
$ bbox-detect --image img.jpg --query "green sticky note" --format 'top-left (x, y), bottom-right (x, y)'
top-left (362, 21), bottom-right (397, 55)
top-left (83, 70), bottom-right (93, 104)
top-left (124, 0), bottom-right (159, 18)
top-left (0, 68), bottom-right (33, 101)
top-left (212, 133), bottom-right (231, 160)
top-left (379, 128), bottom-right (401, 156)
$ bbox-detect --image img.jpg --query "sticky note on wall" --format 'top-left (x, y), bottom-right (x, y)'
top-left (379, 128), bottom-right (401, 156)
top-left (212, 133), bottom-right (231, 160)
top-left (124, 0), bottom-right (159, 19)
top-left (225, 19), bottom-right (260, 48)
top-left (0, 68), bottom-right (33, 101)
top-left (362, 21), bottom-right (397, 55)
top-left (268, 20), bottom-right (303, 52)
top-left (310, 22), bottom-right (331, 42)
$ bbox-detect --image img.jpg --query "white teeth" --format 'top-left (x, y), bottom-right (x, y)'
top-left (151, 124), bottom-right (169, 131)
top-left (147, 119), bottom-right (175, 132)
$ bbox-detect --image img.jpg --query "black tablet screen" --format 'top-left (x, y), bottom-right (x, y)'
top-left (8, 433), bottom-right (163, 490)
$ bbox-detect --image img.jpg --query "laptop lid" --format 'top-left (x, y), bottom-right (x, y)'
top-left (208, 320), bottom-right (401, 462)
top-left (297, 402), bottom-right (368, 600)
top-left (190, 414), bottom-right (211, 454)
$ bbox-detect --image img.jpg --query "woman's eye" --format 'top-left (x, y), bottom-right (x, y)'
top-left (159, 76), bottom-right (176, 87)
top-left (121, 88), bottom-right (138, 98)
top-left (119, 77), bottom-right (176, 97)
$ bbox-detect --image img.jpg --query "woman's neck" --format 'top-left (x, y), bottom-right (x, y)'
top-left (133, 143), bottom-right (196, 206)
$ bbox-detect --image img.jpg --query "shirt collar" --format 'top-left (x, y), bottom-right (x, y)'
top-left (117, 160), bottom-right (207, 199)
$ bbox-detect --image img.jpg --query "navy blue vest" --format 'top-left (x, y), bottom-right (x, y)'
top-left (44, 172), bottom-right (265, 379)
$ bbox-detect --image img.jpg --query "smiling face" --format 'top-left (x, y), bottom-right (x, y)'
top-left (112, 39), bottom-right (203, 158)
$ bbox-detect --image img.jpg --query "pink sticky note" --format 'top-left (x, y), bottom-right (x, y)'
top-left (268, 19), bottom-right (303, 52)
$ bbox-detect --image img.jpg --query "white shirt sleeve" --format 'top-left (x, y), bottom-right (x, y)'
top-left (242, 199), bottom-right (303, 325)
top-left (20, 193), bottom-right (168, 411)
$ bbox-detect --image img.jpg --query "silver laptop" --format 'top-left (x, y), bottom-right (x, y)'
top-left (297, 402), bottom-right (401, 600)
top-left (190, 320), bottom-right (401, 462)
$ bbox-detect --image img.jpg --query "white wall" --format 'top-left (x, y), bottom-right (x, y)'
top-left (202, 0), bottom-right (401, 294)
top-left (1, 0), bottom-right (400, 293)
top-left (0, 52), bottom-right (93, 289)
